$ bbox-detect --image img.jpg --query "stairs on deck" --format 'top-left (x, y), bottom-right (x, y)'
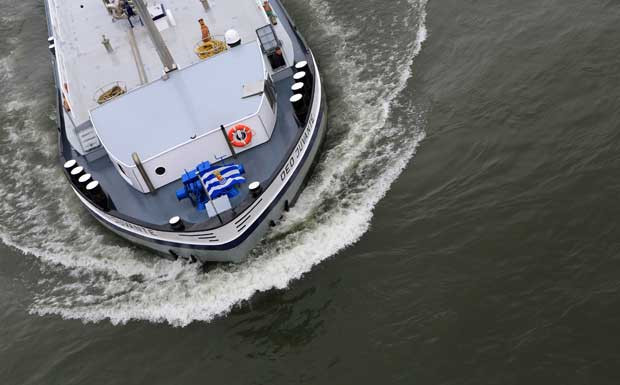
top-left (77, 126), bottom-right (101, 153)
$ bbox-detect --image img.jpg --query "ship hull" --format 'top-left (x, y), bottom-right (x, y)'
top-left (49, 0), bottom-right (328, 263)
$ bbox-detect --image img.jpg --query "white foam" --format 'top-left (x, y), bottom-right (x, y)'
top-left (2, 0), bottom-right (428, 326)
top-left (0, 54), bottom-right (15, 81)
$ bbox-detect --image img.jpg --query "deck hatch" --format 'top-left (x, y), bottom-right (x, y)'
top-left (256, 25), bottom-right (280, 54)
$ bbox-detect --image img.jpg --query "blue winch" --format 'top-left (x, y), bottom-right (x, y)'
top-left (176, 161), bottom-right (246, 211)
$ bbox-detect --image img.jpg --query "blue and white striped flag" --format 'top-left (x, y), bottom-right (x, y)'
top-left (202, 165), bottom-right (246, 199)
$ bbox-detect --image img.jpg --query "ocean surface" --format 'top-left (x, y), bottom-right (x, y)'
top-left (2, 0), bottom-right (620, 383)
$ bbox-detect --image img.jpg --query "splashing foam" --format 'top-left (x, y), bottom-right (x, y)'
top-left (1, 0), bottom-right (428, 326)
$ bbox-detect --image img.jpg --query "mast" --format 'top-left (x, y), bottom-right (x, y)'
top-left (131, 0), bottom-right (177, 73)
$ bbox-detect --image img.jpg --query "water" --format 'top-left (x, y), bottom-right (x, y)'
top-left (2, 0), bottom-right (620, 383)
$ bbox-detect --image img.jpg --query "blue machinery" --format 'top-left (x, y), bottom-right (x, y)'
top-left (176, 161), bottom-right (246, 211)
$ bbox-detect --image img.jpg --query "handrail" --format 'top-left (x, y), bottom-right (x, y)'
top-left (132, 152), bottom-right (155, 193)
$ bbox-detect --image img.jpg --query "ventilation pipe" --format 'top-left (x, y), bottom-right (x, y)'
top-left (101, 34), bottom-right (113, 53)
top-left (128, 28), bottom-right (148, 84)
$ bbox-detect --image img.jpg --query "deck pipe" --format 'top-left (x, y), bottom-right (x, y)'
top-left (101, 35), bottom-right (113, 53)
top-left (132, 0), bottom-right (177, 73)
top-left (86, 181), bottom-right (110, 211)
top-left (128, 28), bottom-right (148, 85)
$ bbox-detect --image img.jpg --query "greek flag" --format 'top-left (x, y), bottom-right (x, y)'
top-left (202, 164), bottom-right (246, 199)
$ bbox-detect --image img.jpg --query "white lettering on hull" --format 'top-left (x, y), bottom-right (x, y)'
top-left (281, 115), bottom-right (315, 182)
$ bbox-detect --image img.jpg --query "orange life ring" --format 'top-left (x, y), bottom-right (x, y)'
top-left (228, 124), bottom-right (253, 147)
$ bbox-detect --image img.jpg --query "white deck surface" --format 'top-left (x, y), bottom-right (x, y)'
top-left (90, 41), bottom-right (264, 164)
top-left (47, 0), bottom-right (290, 125)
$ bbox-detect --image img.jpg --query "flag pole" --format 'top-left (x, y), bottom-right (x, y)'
top-left (196, 170), bottom-right (223, 224)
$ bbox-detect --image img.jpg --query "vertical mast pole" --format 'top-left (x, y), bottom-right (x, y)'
top-left (132, 0), bottom-right (177, 73)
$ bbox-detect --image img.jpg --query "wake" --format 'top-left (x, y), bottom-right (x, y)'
top-left (0, 0), bottom-right (428, 326)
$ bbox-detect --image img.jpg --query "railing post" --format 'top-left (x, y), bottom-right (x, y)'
top-left (220, 125), bottom-right (237, 159)
top-left (132, 152), bottom-right (155, 193)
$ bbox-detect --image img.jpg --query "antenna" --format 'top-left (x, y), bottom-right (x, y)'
top-left (131, 0), bottom-right (177, 73)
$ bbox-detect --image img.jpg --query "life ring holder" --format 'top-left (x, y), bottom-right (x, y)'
top-left (227, 124), bottom-right (253, 147)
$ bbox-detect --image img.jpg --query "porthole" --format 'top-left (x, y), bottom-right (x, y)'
top-left (155, 167), bottom-right (166, 175)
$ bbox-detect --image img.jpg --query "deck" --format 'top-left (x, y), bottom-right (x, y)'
top-left (58, 0), bottom-right (316, 230)
top-left (70, 72), bottom-right (300, 227)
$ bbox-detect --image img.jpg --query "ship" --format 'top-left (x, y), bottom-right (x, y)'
top-left (43, 0), bottom-right (327, 263)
